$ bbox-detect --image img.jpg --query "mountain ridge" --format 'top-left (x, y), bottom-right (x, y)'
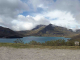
top-left (17, 24), bottom-right (79, 37)
top-left (1, 24), bottom-right (80, 38)
top-left (0, 26), bottom-right (23, 38)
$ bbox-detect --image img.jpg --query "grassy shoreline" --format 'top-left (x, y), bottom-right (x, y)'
top-left (0, 43), bottom-right (80, 49)
top-left (0, 39), bottom-right (79, 49)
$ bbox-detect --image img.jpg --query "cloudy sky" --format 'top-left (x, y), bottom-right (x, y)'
top-left (0, 0), bottom-right (80, 31)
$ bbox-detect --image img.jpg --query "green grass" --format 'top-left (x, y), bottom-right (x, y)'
top-left (0, 39), bottom-right (79, 49)
top-left (0, 43), bottom-right (80, 49)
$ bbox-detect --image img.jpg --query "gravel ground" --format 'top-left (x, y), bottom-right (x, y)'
top-left (0, 47), bottom-right (80, 60)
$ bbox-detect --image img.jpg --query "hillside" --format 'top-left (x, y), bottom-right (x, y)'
top-left (0, 26), bottom-right (23, 38)
top-left (33, 24), bottom-right (75, 37)
top-left (69, 34), bottom-right (80, 42)
top-left (17, 24), bottom-right (77, 37)
top-left (17, 25), bottom-right (46, 36)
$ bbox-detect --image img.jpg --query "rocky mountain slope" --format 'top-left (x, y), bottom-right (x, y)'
top-left (69, 34), bottom-right (80, 41)
top-left (0, 26), bottom-right (23, 38)
top-left (18, 24), bottom-right (78, 37)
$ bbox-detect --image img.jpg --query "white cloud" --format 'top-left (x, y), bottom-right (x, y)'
top-left (44, 10), bottom-right (75, 21)
top-left (26, 0), bottom-right (80, 23)
top-left (35, 10), bottom-right (80, 30)
top-left (0, 0), bottom-right (29, 18)
top-left (10, 15), bottom-right (50, 31)
top-left (47, 11), bottom-right (80, 30)
top-left (0, 0), bottom-right (80, 31)
top-left (27, 0), bottom-right (52, 11)
top-left (38, 4), bottom-right (48, 9)
top-left (11, 20), bottom-right (33, 31)
top-left (33, 15), bottom-right (45, 21)
top-left (0, 18), bottom-right (3, 23)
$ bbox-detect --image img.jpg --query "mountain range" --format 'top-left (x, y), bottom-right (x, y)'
top-left (17, 24), bottom-right (80, 37)
top-left (0, 24), bottom-right (80, 38)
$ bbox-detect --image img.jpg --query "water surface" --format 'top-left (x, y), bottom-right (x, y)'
top-left (0, 36), bottom-right (70, 43)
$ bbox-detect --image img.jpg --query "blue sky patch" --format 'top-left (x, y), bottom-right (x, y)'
top-left (53, 0), bottom-right (57, 2)
top-left (45, 17), bottom-right (58, 20)
top-left (19, 11), bottom-right (32, 16)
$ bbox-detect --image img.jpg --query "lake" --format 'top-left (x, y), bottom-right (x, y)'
top-left (0, 36), bottom-right (70, 43)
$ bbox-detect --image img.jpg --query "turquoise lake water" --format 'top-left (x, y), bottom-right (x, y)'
top-left (0, 36), bottom-right (70, 43)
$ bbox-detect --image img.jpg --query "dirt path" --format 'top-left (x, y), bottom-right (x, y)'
top-left (0, 47), bottom-right (80, 60)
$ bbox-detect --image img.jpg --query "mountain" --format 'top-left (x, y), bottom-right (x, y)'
top-left (69, 34), bottom-right (80, 41)
top-left (0, 26), bottom-right (23, 38)
top-left (18, 24), bottom-right (77, 37)
top-left (1, 24), bottom-right (80, 38)
top-left (32, 25), bottom-right (46, 30)
top-left (75, 29), bottom-right (80, 34)
top-left (33, 24), bottom-right (75, 37)
top-left (17, 25), bottom-right (46, 36)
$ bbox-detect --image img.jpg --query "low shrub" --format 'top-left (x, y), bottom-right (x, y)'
top-left (14, 39), bottom-right (76, 46)
top-left (14, 39), bottom-right (24, 44)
